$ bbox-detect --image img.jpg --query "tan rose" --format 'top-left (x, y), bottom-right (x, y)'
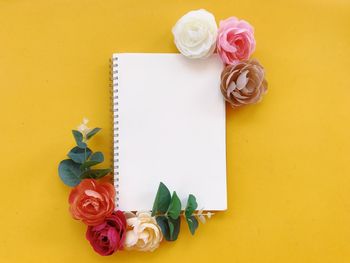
top-left (220, 59), bottom-right (267, 108)
top-left (124, 212), bottom-right (162, 252)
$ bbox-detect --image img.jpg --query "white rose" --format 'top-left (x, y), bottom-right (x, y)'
top-left (172, 9), bottom-right (217, 59)
top-left (124, 212), bottom-right (163, 252)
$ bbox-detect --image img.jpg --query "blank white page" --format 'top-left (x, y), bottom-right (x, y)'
top-left (112, 53), bottom-right (227, 211)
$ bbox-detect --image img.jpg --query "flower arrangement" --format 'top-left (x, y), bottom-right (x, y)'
top-left (58, 9), bottom-right (267, 257)
top-left (172, 9), bottom-right (268, 107)
top-left (58, 119), bottom-right (213, 256)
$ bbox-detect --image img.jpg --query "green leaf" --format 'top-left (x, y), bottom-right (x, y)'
top-left (151, 182), bottom-right (171, 216)
top-left (90, 152), bottom-right (104, 162)
top-left (168, 217), bottom-right (174, 237)
top-left (167, 191), bottom-right (181, 220)
top-left (156, 216), bottom-right (170, 241)
top-left (81, 168), bottom-right (111, 179)
top-left (80, 160), bottom-right (99, 170)
top-left (186, 215), bottom-right (199, 235)
top-left (168, 217), bottom-right (181, 241)
top-left (68, 147), bottom-right (91, 164)
top-left (72, 130), bottom-right (83, 142)
top-left (72, 130), bottom-right (87, 148)
top-left (156, 216), bottom-right (181, 241)
top-left (86, 128), bottom-right (101, 140)
top-left (185, 194), bottom-right (198, 218)
top-left (80, 152), bottom-right (104, 170)
top-left (58, 159), bottom-right (81, 187)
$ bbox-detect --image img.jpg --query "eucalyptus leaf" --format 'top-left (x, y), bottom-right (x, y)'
top-left (81, 168), bottom-right (111, 179)
top-left (168, 218), bottom-right (175, 238)
top-left (80, 160), bottom-right (100, 170)
top-left (68, 147), bottom-right (91, 164)
top-left (72, 130), bottom-right (87, 148)
top-left (156, 216), bottom-right (170, 241)
top-left (77, 141), bottom-right (87, 148)
top-left (151, 182), bottom-right (171, 216)
top-left (156, 216), bottom-right (181, 241)
top-left (58, 159), bottom-right (81, 187)
top-left (80, 152), bottom-right (104, 170)
top-left (185, 194), bottom-right (198, 218)
top-left (186, 215), bottom-right (199, 235)
top-left (168, 217), bottom-right (181, 241)
top-left (86, 128), bottom-right (101, 140)
top-left (90, 151), bottom-right (104, 163)
top-left (167, 191), bottom-right (181, 220)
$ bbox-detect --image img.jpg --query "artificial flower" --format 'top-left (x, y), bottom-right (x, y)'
top-left (77, 117), bottom-right (92, 138)
top-left (86, 211), bottom-right (127, 256)
top-left (197, 209), bottom-right (214, 224)
top-left (217, 17), bottom-right (256, 65)
top-left (172, 9), bottom-right (217, 59)
top-left (69, 179), bottom-right (115, 226)
top-left (220, 59), bottom-right (267, 108)
top-left (124, 212), bottom-right (163, 252)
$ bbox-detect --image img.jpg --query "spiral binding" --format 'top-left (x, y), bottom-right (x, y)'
top-left (111, 55), bottom-right (120, 208)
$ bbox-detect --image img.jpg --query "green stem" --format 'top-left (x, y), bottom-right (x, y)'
top-left (153, 211), bottom-right (213, 218)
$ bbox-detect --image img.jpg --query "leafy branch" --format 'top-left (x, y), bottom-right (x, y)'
top-left (58, 121), bottom-right (111, 187)
top-left (151, 182), bottom-right (213, 241)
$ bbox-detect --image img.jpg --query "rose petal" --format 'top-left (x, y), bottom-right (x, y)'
top-left (226, 81), bottom-right (236, 97)
top-left (236, 70), bottom-right (249, 90)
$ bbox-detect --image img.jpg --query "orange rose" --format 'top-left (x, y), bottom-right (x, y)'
top-left (69, 179), bottom-right (115, 226)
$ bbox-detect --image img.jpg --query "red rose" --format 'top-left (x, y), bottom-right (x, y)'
top-left (68, 179), bottom-right (115, 225)
top-left (86, 211), bottom-right (127, 256)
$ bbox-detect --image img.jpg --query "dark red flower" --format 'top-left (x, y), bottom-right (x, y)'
top-left (86, 211), bottom-right (127, 256)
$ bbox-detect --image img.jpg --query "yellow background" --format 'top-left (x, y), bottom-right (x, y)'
top-left (1, 0), bottom-right (349, 262)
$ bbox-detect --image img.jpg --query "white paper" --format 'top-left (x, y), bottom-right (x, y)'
top-left (112, 53), bottom-right (227, 211)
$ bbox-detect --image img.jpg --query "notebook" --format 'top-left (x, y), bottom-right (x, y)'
top-left (111, 53), bottom-right (227, 211)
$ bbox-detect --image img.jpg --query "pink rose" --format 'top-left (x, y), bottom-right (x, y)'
top-left (86, 211), bottom-right (127, 256)
top-left (68, 179), bottom-right (115, 226)
top-left (217, 17), bottom-right (256, 65)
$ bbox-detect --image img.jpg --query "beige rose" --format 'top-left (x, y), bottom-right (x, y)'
top-left (124, 212), bottom-right (162, 252)
top-left (220, 59), bottom-right (267, 108)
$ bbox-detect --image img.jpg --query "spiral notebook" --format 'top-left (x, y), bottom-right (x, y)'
top-left (111, 53), bottom-right (227, 211)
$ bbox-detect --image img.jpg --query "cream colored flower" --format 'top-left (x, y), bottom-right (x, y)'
top-left (124, 212), bottom-right (162, 252)
top-left (172, 9), bottom-right (217, 59)
top-left (77, 117), bottom-right (92, 137)
top-left (197, 209), bottom-right (215, 224)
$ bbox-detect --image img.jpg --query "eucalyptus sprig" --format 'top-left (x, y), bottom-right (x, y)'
top-left (58, 119), bottom-right (111, 187)
top-left (151, 182), bottom-right (212, 241)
